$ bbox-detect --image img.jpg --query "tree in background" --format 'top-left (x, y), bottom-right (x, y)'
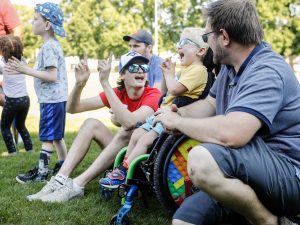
top-left (14, 0), bottom-right (300, 69)
top-left (61, 0), bottom-right (145, 58)
top-left (257, 0), bottom-right (300, 67)
top-left (16, 5), bottom-right (42, 64)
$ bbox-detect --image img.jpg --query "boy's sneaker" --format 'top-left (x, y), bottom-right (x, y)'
top-left (16, 167), bottom-right (48, 184)
top-left (51, 161), bottom-right (63, 175)
top-left (26, 177), bottom-right (59, 201)
top-left (99, 168), bottom-right (126, 188)
top-left (40, 178), bottom-right (84, 203)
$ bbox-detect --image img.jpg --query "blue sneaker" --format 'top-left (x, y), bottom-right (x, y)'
top-left (100, 169), bottom-right (126, 189)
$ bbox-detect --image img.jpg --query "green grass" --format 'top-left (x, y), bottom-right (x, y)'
top-left (0, 117), bottom-right (171, 225)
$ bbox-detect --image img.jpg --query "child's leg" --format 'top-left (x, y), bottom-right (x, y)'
top-left (39, 141), bottom-right (54, 175)
top-left (53, 139), bottom-right (67, 161)
top-left (126, 130), bottom-right (158, 165)
top-left (126, 127), bottom-right (148, 157)
top-left (14, 96), bottom-right (32, 151)
top-left (1, 97), bottom-right (18, 154)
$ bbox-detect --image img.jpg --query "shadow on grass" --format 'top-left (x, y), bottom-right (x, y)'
top-left (0, 131), bottom-right (171, 225)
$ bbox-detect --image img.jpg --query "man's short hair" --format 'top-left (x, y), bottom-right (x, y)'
top-left (123, 29), bottom-right (153, 45)
top-left (203, 0), bottom-right (264, 45)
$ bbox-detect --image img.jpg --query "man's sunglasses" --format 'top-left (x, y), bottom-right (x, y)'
top-left (176, 38), bottom-right (200, 49)
top-left (202, 31), bottom-right (216, 43)
top-left (127, 64), bottom-right (150, 73)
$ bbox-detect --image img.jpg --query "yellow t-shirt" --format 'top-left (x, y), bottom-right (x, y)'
top-left (161, 64), bottom-right (208, 108)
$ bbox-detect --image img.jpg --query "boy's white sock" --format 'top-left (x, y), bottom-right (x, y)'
top-left (73, 181), bottom-right (84, 193)
top-left (54, 173), bottom-right (68, 187)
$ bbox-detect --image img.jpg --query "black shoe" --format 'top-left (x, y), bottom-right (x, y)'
top-left (16, 167), bottom-right (48, 184)
top-left (51, 161), bottom-right (63, 175)
top-left (278, 217), bottom-right (299, 225)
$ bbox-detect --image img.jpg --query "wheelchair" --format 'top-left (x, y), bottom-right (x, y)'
top-left (101, 132), bottom-right (199, 225)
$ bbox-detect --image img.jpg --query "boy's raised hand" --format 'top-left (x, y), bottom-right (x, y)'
top-left (4, 56), bottom-right (28, 74)
top-left (98, 52), bottom-right (112, 83)
top-left (74, 53), bottom-right (90, 85)
top-left (161, 57), bottom-right (176, 77)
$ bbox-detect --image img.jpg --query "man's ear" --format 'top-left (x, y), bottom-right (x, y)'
top-left (220, 29), bottom-right (230, 46)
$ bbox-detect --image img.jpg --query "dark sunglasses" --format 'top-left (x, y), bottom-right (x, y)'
top-left (176, 38), bottom-right (200, 49)
top-left (202, 31), bottom-right (216, 43)
top-left (127, 64), bottom-right (150, 73)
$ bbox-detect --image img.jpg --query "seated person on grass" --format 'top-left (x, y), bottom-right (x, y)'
top-left (100, 27), bottom-right (210, 188)
top-left (26, 51), bottom-right (161, 203)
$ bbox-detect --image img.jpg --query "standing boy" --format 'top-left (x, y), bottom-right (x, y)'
top-left (5, 2), bottom-right (68, 183)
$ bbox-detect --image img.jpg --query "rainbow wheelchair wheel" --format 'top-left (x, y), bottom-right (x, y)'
top-left (153, 135), bottom-right (200, 216)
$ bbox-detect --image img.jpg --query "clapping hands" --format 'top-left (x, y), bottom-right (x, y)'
top-left (161, 57), bottom-right (176, 77)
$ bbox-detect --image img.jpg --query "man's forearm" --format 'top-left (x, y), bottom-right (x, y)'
top-left (179, 97), bottom-right (216, 118)
top-left (101, 81), bottom-right (137, 128)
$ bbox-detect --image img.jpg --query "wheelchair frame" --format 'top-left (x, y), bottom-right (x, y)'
top-left (103, 133), bottom-right (200, 225)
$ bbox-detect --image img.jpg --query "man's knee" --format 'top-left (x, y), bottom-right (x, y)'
top-left (172, 219), bottom-right (194, 225)
top-left (187, 145), bottom-right (222, 189)
top-left (115, 127), bottom-right (133, 141)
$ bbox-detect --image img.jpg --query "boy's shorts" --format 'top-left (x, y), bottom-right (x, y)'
top-left (140, 115), bottom-right (164, 134)
top-left (39, 102), bottom-right (66, 141)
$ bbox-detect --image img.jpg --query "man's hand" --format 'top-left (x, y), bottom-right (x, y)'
top-left (98, 52), bottom-right (113, 83)
top-left (4, 56), bottom-right (28, 74)
top-left (154, 104), bottom-right (181, 134)
top-left (75, 54), bottom-right (90, 86)
top-left (161, 57), bottom-right (176, 77)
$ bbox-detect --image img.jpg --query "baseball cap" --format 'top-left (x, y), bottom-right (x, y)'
top-left (123, 29), bottom-right (153, 45)
top-left (35, 2), bottom-right (66, 37)
top-left (118, 51), bottom-right (149, 73)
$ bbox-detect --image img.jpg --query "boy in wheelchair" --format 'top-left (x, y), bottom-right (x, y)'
top-left (100, 27), bottom-right (210, 188)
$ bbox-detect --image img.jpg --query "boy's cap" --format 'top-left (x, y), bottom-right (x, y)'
top-left (123, 29), bottom-right (153, 45)
top-left (181, 27), bottom-right (209, 49)
top-left (118, 51), bottom-right (149, 73)
top-left (35, 2), bottom-right (66, 37)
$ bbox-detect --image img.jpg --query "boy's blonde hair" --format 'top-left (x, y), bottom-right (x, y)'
top-left (180, 27), bottom-right (209, 50)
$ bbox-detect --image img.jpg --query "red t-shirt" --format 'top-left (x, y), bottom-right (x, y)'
top-left (0, 0), bottom-right (21, 36)
top-left (99, 87), bottom-right (161, 112)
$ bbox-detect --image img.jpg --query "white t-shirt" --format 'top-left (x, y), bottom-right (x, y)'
top-left (0, 59), bottom-right (28, 98)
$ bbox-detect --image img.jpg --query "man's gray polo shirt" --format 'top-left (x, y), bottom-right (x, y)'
top-left (210, 42), bottom-right (300, 164)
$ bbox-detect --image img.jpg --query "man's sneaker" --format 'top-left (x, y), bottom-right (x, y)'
top-left (51, 161), bottom-right (63, 175)
top-left (26, 177), bottom-right (59, 201)
top-left (16, 167), bottom-right (48, 184)
top-left (40, 178), bottom-right (84, 203)
top-left (99, 168), bottom-right (126, 188)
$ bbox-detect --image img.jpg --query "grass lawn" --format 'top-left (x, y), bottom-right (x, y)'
top-left (0, 116), bottom-right (171, 225)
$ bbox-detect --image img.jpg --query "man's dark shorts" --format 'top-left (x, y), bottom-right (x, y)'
top-left (173, 136), bottom-right (300, 224)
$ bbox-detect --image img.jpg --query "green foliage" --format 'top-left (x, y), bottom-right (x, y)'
top-left (16, 5), bottom-right (42, 61)
top-left (257, 0), bottom-right (300, 57)
top-left (14, 0), bottom-right (300, 62)
top-left (61, 0), bottom-right (145, 58)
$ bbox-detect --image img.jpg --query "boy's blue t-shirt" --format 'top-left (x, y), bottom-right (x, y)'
top-left (148, 54), bottom-right (163, 87)
top-left (34, 38), bottom-right (68, 103)
top-left (209, 42), bottom-right (300, 164)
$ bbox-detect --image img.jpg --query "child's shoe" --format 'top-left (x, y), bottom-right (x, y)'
top-left (16, 167), bottom-right (48, 184)
top-left (100, 169), bottom-right (126, 188)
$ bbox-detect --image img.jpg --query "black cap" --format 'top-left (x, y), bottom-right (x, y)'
top-left (123, 29), bottom-right (153, 45)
